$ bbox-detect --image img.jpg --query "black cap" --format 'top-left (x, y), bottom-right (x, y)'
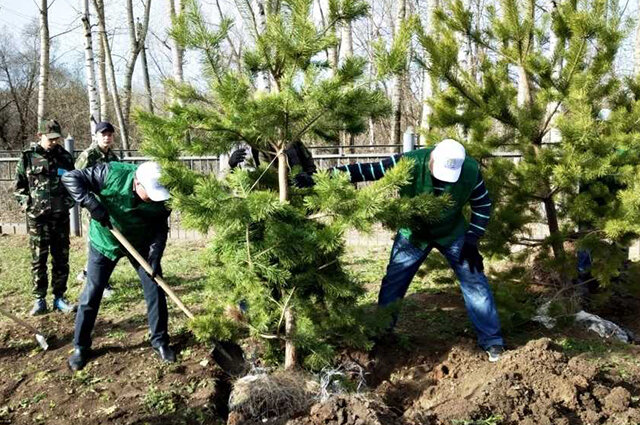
top-left (95, 121), bottom-right (115, 134)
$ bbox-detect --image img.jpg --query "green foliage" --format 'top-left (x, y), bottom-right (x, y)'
top-left (417, 0), bottom-right (639, 289)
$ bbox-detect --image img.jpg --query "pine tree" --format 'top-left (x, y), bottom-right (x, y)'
top-left (415, 0), bottom-right (639, 289)
top-left (136, 0), bottom-right (450, 369)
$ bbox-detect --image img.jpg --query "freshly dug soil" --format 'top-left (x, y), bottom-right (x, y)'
top-left (284, 338), bottom-right (640, 425)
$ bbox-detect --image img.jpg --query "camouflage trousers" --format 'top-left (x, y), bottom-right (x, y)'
top-left (27, 212), bottom-right (70, 299)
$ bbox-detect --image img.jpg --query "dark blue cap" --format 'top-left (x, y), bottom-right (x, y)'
top-left (95, 121), bottom-right (115, 134)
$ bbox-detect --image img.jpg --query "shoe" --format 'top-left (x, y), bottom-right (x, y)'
top-left (153, 345), bottom-right (176, 363)
top-left (76, 270), bottom-right (87, 283)
top-left (486, 345), bottom-right (504, 362)
top-left (102, 285), bottom-right (114, 299)
top-left (68, 348), bottom-right (90, 371)
top-left (30, 298), bottom-right (48, 316)
top-left (53, 297), bottom-right (76, 314)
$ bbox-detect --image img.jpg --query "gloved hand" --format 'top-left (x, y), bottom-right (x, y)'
top-left (293, 172), bottom-right (315, 188)
top-left (228, 149), bottom-right (247, 168)
top-left (459, 240), bottom-right (484, 273)
top-left (89, 203), bottom-right (112, 228)
top-left (149, 257), bottom-right (162, 279)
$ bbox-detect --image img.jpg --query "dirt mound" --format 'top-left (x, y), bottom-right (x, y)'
top-left (287, 395), bottom-right (400, 425)
top-left (400, 338), bottom-right (640, 424)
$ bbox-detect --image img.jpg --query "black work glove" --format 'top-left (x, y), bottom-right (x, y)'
top-left (228, 149), bottom-right (247, 168)
top-left (293, 172), bottom-right (315, 188)
top-left (89, 203), bottom-right (112, 228)
top-left (149, 260), bottom-right (162, 280)
top-left (459, 240), bottom-right (484, 273)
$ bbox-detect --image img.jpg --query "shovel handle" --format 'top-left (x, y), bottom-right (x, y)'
top-left (0, 306), bottom-right (43, 335)
top-left (110, 228), bottom-right (195, 320)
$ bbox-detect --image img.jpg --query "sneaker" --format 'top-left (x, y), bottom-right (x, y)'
top-left (102, 285), bottom-right (115, 299)
top-left (486, 345), bottom-right (504, 362)
top-left (76, 270), bottom-right (87, 283)
top-left (30, 298), bottom-right (48, 316)
top-left (53, 297), bottom-right (76, 314)
top-left (68, 348), bottom-right (90, 371)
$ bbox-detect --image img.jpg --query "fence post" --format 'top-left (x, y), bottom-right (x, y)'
top-left (64, 136), bottom-right (81, 237)
top-left (403, 126), bottom-right (415, 153)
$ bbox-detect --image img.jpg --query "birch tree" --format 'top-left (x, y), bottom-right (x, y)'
top-left (82, 0), bottom-right (100, 133)
top-left (390, 0), bottom-right (406, 148)
top-left (168, 0), bottom-right (184, 83)
top-left (37, 0), bottom-right (50, 122)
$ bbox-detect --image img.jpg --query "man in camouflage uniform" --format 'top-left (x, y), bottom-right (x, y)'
top-left (14, 119), bottom-right (76, 315)
top-left (74, 122), bottom-right (119, 295)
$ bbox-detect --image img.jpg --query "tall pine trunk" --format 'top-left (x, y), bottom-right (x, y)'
top-left (82, 0), bottom-right (100, 133)
top-left (37, 0), bottom-right (50, 122)
top-left (169, 0), bottom-right (184, 83)
top-left (138, 21), bottom-right (154, 113)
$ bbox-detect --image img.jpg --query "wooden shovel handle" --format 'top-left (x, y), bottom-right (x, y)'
top-left (110, 228), bottom-right (195, 320)
top-left (0, 306), bottom-right (43, 335)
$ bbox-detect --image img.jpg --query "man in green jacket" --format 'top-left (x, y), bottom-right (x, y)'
top-left (14, 119), bottom-right (76, 315)
top-left (303, 139), bottom-right (505, 361)
top-left (62, 161), bottom-right (174, 371)
top-left (74, 121), bottom-right (120, 295)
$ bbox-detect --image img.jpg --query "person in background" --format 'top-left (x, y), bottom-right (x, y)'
top-left (74, 121), bottom-right (120, 298)
top-left (14, 119), bottom-right (76, 315)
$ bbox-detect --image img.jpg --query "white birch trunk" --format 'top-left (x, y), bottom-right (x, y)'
top-left (82, 0), bottom-right (100, 133)
top-left (391, 0), bottom-right (406, 148)
top-left (169, 0), bottom-right (184, 83)
top-left (420, 0), bottom-right (439, 133)
top-left (37, 0), bottom-right (50, 122)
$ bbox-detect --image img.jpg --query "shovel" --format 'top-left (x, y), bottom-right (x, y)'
top-left (0, 307), bottom-right (48, 351)
top-left (109, 228), bottom-right (247, 376)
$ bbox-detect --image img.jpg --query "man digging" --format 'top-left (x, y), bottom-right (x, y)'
top-left (62, 161), bottom-right (175, 371)
top-left (300, 139), bottom-right (505, 362)
top-left (14, 119), bottom-right (76, 316)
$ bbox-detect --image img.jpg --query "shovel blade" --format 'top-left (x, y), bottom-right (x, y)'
top-left (35, 334), bottom-right (48, 351)
top-left (211, 340), bottom-right (247, 377)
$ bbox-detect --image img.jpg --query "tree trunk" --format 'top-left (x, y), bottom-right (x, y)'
top-left (82, 0), bottom-right (100, 133)
top-left (420, 0), bottom-right (438, 135)
top-left (341, 20), bottom-right (355, 152)
top-left (391, 0), bottom-right (406, 150)
top-left (95, 0), bottom-right (109, 121)
top-left (121, 0), bottom-right (152, 134)
top-left (284, 306), bottom-right (297, 369)
top-left (168, 0), bottom-right (184, 83)
top-left (93, 0), bottom-right (130, 151)
top-left (37, 0), bottom-right (50, 122)
top-left (138, 21), bottom-right (154, 113)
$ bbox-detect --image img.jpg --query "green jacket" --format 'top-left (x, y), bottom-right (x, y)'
top-left (14, 143), bottom-right (75, 219)
top-left (61, 162), bottom-right (170, 261)
top-left (75, 143), bottom-right (119, 169)
top-left (399, 148), bottom-right (480, 247)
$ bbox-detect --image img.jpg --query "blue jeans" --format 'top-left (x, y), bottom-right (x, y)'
top-left (378, 232), bottom-right (503, 349)
top-left (74, 244), bottom-right (169, 350)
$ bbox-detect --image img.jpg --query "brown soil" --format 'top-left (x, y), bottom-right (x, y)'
top-left (286, 338), bottom-right (640, 425)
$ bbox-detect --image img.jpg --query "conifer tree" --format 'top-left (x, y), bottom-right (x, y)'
top-left (416, 0), bottom-right (639, 289)
top-left (136, 0), bottom-right (450, 369)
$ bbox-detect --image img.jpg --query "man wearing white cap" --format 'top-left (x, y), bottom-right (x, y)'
top-left (303, 139), bottom-right (504, 361)
top-left (62, 161), bottom-right (174, 370)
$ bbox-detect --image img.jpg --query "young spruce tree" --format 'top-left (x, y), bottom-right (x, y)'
top-left (136, 0), bottom-right (450, 369)
top-left (416, 0), bottom-right (639, 290)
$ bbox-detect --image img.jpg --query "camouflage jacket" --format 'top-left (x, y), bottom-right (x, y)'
top-left (14, 143), bottom-right (75, 218)
top-left (75, 143), bottom-right (119, 169)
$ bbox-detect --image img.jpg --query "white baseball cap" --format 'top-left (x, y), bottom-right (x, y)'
top-left (430, 139), bottom-right (466, 183)
top-left (135, 161), bottom-right (170, 202)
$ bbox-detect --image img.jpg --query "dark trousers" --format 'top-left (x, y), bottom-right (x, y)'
top-left (27, 212), bottom-right (70, 299)
top-left (74, 244), bottom-right (169, 350)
